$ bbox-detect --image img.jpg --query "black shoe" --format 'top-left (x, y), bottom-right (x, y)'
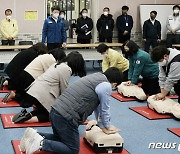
top-left (0, 76), bottom-right (5, 90)
top-left (12, 109), bottom-right (28, 122)
top-left (13, 112), bottom-right (32, 123)
top-left (2, 91), bottom-right (11, 103)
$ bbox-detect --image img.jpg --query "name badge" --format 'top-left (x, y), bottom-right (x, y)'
top-left (106, 25), bottom-right (109, 30)
top-left (126, 23), bottom-right (128, 26)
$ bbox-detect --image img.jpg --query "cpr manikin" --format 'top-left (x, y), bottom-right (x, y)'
top-left (83, 120), bottom-right (124, 153)
top-left (117, 82), bottom-right (147, 101)
top-left (147, 95), bottom-right (180, 119)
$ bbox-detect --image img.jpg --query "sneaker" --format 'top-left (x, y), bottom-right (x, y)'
top-left (20, 127), bottom-right (37, 152)
top-left (13, 112), bottom-right (32, 123)
top-left (26, 133), bottom-right (44, 154)
top-left (12, 108), bottom-right (27, 122)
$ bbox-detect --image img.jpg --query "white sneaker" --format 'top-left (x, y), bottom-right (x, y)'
top-left (26, 132), bottom-right (44, 154)
top-left (20, 127), bottom-right (37, 152)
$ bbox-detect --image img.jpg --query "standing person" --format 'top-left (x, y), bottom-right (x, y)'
top-left (76, 8), bottom-right (93, 44)
top-left (20, 67), bottom-right (123, 154)
top-left (42, 6), bottom-right (67, 50)
top-left (60, 11), bottom-right (69, 31)
top-left (150, 46), bottom-right (180, 103)
top-left (143, 11), bottom-right (161, 53)
top-left (96, 7), bottom-right (114, 43)
top-left (0, 9), bottom-right (18, 46)
top-left (116, 6), bottom-right (133, 43)
top-left (166, 5), bottom-right (180, 48)
top-left (0, 9), bottom-right (18, 70)
top-left (1, 43), bottom-right (48, 90)
top-left (97, 43), bottom-right (129, 81)
top-left (11, 51), bottom-right (86, 126)
top-left (122, 40), bottom-right (160, 95)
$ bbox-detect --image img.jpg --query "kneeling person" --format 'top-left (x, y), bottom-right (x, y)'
top-left (20, 67), bottom-right (123, 154)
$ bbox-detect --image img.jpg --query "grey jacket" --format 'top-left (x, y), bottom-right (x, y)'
top-left (52, 72), bottom-right (108, 126)
top-left (27, 63), bottom-right (72, 112)
top-left (159, 48), bottom-right (180, 91)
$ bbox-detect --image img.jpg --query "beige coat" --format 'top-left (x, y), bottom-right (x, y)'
top-left (27, 63), bottom-right (72, 112)
top-left (24, 54), bottom-right (56, 79)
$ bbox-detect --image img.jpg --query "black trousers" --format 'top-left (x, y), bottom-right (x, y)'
top-left (77, 38), bottom-right (91, 44)
top-left (144, 38), bottom-right (158, 53)
top-left (19, 93), bottom-right (49, 122)
top-left (118, 33), bottom-right (131, 43)
top-left (99, 35), bottom-right (112, 43)
top-left (47, 43), bottom-right (62, 51)
top-left (174, 80), bottom-right (180, 103)
top-left (2, 40), bottom-right (15, 45)
top-left (166, 34), bottom-right (180, 48)
top-left (122, 69), bottom-right (128, 82)
top-left (141, 77), bottom-right (160, 95)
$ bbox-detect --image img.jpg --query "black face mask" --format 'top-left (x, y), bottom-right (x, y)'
top-left (150, 16), bottom-right (155, 20)
top-left (125, 51), bottom-right (134, 57)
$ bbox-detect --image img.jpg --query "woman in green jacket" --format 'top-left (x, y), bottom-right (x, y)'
top-left (122, 40), bottom-right (160, 95)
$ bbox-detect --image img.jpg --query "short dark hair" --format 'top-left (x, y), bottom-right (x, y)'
top-left (103, 67), bottom-right (123, 86)
top-left (97, 44), bottom-right (109, 53)
top-left (122, 6), bottom-right (129, 11)
top-left (56, 51), bottom-right (86, 77)
top-left (173, 5), bottom-right (180, 10)
top-left (103, 7), bottom-right (110, 11)
top-left (82, 8), bottom-right (88, 12)
top-left (122, 40), bottom-right (139, 56)
top-left (150, 11), bottom-right (157, 15)
top-left (150, 46), bottom-right (170, 62)
top-left (60, 10), bottom-right (65, 14)
top-left (5, 9), bottom-right (12, 14)
top-left (51, 6), bottom-right (60, 12)
top-left (32, 42), bottom-right (48, 55)
top-left (49, 48), bottom-right (66, 61)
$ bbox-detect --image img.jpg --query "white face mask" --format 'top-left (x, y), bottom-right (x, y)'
top-left (103, 53), bottom-right (108, 58)
top-left (82, 13), bottom-right (87, 17)
top-left (103, 12), bottom-right (108, 16)
top-left (159, 59), bottom-right (167, 66)
top-left (52, 13), bottom-right (59, 19)
top-left (173, 10), bottom-right (179, 14)
top-left (60, 14), bottom-right (65, 19)
top-left (6, 16), bottom-right (11, 20)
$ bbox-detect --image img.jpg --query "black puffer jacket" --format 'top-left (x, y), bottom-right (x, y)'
top-left (96, 14), bottom-right (114, 37)
top-left (76, 17), bottom-right (93, 39)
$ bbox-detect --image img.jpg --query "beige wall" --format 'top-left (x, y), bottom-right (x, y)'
top-left (0, 0), bottom-right (46, 33)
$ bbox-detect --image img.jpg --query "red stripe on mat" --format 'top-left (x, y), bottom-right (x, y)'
top-left (12, 138), bottom-right (129, 154)
top-left (167, 128), bottom-right (180, 137)
top-left (111, 92), bottom-right (136, 102)
top-left (0, 98), bottom-right (20, 107)
top-left (129, 106), bottom-right (173, 120)
top-left (0, 113), bottom-right (88, 128)
top-left (167, 94), bottom-right (178, 99)
top-left (0, 114), bottom-right (51, 128)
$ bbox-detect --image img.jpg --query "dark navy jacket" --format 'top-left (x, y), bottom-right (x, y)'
top-left (143, 19), bottom-right (161, 39)
top-left (116, 14), bottom-right (133, 35)
top-left (42, 16), bottom-right (67, 43)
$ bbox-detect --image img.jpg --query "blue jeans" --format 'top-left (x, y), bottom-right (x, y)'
top-left (40, 108), bottom-right (80, 154)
